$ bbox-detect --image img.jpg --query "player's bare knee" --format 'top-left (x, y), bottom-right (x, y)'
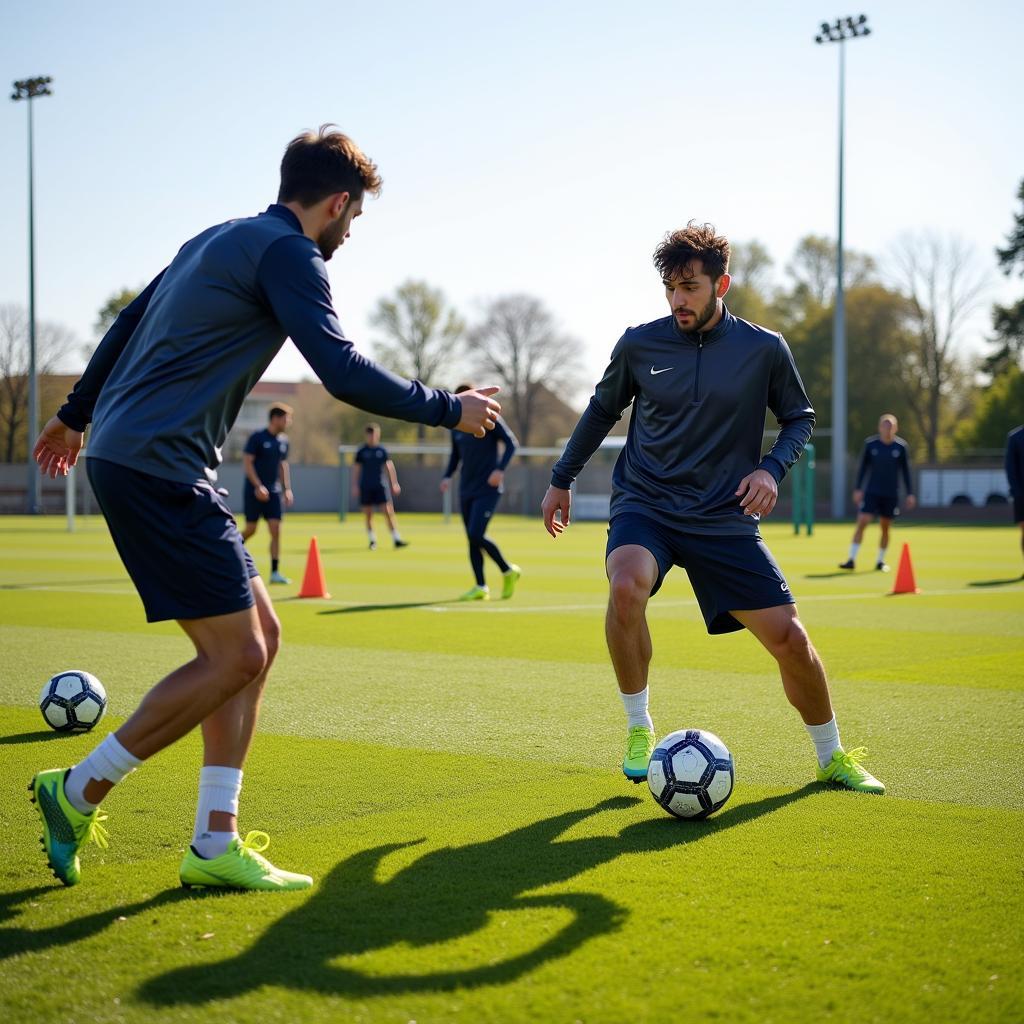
top-left (609, 572), bottom-right (648, 620)
top-left (232, 636), bottom-right (269, 688)
top-left (260, 613), bottom-right (282, 666)
top-left (779, 618), bottom-right (812, 664)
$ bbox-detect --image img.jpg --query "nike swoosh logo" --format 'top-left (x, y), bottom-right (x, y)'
top-left (650, 366), bottom-right (674, 375)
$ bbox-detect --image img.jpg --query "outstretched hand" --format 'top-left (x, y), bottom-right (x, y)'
top-left (735, 469), bottom-right (778, 517)
top-left (455, 386), bottom-right (501, 437)
top-left (33, 416), bottom-right (84, 479)
top-left (541, 485), bottom-right (571, 538)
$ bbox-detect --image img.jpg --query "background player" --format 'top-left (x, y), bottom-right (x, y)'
top-left (839, 414), bottom-right (916, 572)
top-left (1006, 424), bottom-right (1024, 577)
top-left (441, 384), bottom-right (521, 601)
top-left (241, 404), bottom-right (294, 583)
top-left (541, 222), bottom-right (884, 795)
top-left (353, 423), bottom-right (408, 549)
top-left (30, 126), bottom-right (501, 892)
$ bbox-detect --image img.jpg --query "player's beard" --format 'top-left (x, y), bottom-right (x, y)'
top-left (316, 218), bottom-right (347, 261)
top-left (675, 291), bottom-right (719, 333)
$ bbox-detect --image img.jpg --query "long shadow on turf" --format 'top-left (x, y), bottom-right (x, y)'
top-left (0, 578), bottom-right (126, 590)
top-left (968, 576), bottom-right (1024, 587)
top-left (317, 599), bottom-right (459, 615)
top-left (0, 730), bottom-right (78, 746)
top-left (0, 885), bottom-right (193, 961)
top-left (140, 784), bottom-right (817, 1005)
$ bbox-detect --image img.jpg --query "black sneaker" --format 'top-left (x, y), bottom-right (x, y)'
top-left (876, 562), bottom-right (889, 572)
top-left (394, 539), bottom-right (410, 548)
top-left (838, 559), bottom-right (855, 570)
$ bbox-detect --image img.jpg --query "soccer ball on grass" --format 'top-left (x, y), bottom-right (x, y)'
top-left (39, 670), bottom-right (107, 733)
top-left (647, 728), bottom-right (734, 820)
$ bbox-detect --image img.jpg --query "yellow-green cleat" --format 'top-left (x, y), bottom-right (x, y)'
top-left (501, 565), bottom-right (522, 600)
top-left (179, 831), bottom-right (313, 891)
top-left (622, 726), bottom-right (657, 783)
top-left (458, 585), bottom-right (490, 601)
top-left (29, 768), bottom-right (109, 887)
top-left (816, 746), bottom-right (885, 794)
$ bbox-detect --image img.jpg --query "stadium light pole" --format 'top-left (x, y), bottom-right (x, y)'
top-left (815, 16), bottom-right (869, 519)
top-left (11, 75), bottom-right (53, 515)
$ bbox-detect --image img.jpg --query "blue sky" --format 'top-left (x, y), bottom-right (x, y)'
top-left (2, 0), bottom-right (1022, 386)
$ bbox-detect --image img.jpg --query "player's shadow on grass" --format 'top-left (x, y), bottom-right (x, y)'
top-left (0, 729), bottom-right (76, 746)
top-left (317, 599), bottom-right (460, 615)
top-left (968, 576), bottom-right (1023, 587)
top-left (804, 570), bottom-right (874, 579)
top-left (0, 577), bottom-right (126, 590)
top-left (140, 783), bottom-right (817, 1006)
top-left (0, 885), bottom-right (193, 962)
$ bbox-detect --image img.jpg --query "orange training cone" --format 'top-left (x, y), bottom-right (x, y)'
top-left (890, 542), bottom-right (920, 595)
top-left (298, 536), bottom-right (331, 599)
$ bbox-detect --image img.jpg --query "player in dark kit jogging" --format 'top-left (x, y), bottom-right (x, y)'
top-left (839, 414), bottom-right (916, 572)
top-left (441, 384), bottom-right (521, 601)
top-left (541, 222), bottom-right (884, 795)
top-left (30, 126), bottom-right (501, 892)
top-left (1007, 424), bottom-right (1024, 577)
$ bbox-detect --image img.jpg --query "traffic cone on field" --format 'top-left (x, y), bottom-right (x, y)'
top-left (298, 536), bottom-right (331, 599)
top-left (890, 543), bottom-right (920, 595)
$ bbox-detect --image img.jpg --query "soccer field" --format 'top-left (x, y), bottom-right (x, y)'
top-left (1, 513), bottom-right (1022, 1024)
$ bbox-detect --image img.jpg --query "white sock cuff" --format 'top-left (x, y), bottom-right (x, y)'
top-left (90, 733), bottom-right (143, 784)
top-left (199, 765), bottom-right (243, 788)
top-left (620, 687), bottom-right (649, 713)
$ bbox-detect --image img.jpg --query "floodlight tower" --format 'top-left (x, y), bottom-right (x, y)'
top-left (11, 75), bottom-right (53, 514)
top-left (815, 16), bottom-right (869, 520)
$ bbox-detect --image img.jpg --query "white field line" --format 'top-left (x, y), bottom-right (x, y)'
top-left (2, 583), bottom-right (1017, 612)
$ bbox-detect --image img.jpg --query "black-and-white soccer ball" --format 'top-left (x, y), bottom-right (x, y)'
top-left (39, 671), bottom-right (108, 733)
top-left (647, 729), bottom-right (734, 820)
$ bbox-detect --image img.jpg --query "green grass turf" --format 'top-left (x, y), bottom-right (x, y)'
top-left (1, 513), bottom-right (1022, 1023)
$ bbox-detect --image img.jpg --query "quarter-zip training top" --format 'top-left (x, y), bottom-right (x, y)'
top-left (551, 305), bottom-right (815, 536)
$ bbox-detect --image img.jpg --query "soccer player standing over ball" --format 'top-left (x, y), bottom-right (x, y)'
top-left (31, 126), bottom-right (501, 891)
top-left (839, 414), bottom-right (916, 572)
top-left (241, 404), bottom-right (294, 584)
top-left (541, 223), bottom-right (884, 794)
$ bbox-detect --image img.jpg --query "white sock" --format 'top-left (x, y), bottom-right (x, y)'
top-left (65, 733), bottom-right (142, 814)
top-left (806, 717), bottom-right (843, 769)
top-left (191, 766), bottom-right (243, 859)
top-left (367, 529), bottom-right (376, 543)
top-left (878, 547), bottom-right (888, 564)
top-left (620, 687), bottom-right (654, 731)
top-left (848, 542), bottom-right (861, 561)
top-left (391, 529), bottom-right (402, 541)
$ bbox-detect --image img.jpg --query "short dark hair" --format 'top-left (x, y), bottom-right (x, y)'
top-left (653, 222), bottom-right (730, 283)
top-left (365, 422), bottom-right (380, 434)
top-left (269, 404), bottom-right (293, 420)
top-left (278, 125), bottom-right (383, 207)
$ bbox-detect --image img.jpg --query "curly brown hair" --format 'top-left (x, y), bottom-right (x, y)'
top-left (653, 222), bottom-right (730, 282)
top-left (278, 124), bottom-right (383, 207)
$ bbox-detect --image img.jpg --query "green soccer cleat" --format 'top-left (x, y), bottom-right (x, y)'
top-left (179, 831), bottom-right (313, 891)
top-left (29, 768), bottom-right (109, 887)
top-left (622, 725), bottom-right (657, 783)
top-left (816, 746), bottom-right (885, 794)
top-left (501, 564), bottom-right (522, 600)
top-left (458, 585), bottom-right (490, 601)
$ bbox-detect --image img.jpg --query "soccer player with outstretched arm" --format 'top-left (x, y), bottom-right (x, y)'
top-left (31, 127), bottom-right (501, 892)
top-left (1007, 424), bottom-right (1024, 577)
top-left (541, 223), bottom-right (884, 795)
top-left (839, 414), bottom-right (916, 572)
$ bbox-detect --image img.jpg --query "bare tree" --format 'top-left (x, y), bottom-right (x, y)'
top-left (890, 234), bottom-right (988, 462)
top-left (0, 304), bottom-right (78, 462)
top-left (787, 234), bottom-right (876, 306)
top-left (468, 295), bottom-right (583, 446)
top-left (370, 281), bottom-right (465, 444)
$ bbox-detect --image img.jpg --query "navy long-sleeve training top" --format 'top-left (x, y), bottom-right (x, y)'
top-left (1007, 426), bottom-right (1024, 496)
top-left (551, 305), bottom-right (815, 536)
top-left (58, 205), bottom-right (462, 485)
top-left (445, 417), bottom-right (518, 497)
top-left (854, 435), bottom-right (914, 498)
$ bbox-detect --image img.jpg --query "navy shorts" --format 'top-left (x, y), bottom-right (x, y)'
top-left (860, 493), bottom-right (898, 518)
top-left (461, 490), bottom-right (502, 540)
top-left (1014, 496), bottom-right (1024, 524)
top-left (244, 484), bottom-right (283, 522)
top-left (360, 485), bottom-right (389, 507)
top-left (606, 511), bottom-right (794, 635)
top-left (88, 458), bottom-right (258, 623)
